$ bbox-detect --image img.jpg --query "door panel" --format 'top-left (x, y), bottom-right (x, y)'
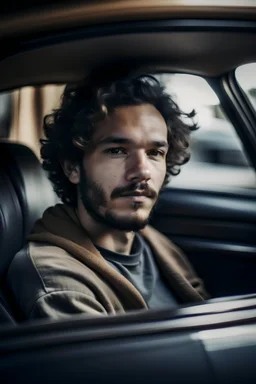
top-left (150, 187), bottom-right (256, 297)
top-left (0, 302), bottom-right (255, 384)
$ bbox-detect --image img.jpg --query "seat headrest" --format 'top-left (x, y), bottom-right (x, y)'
top-left (0, 141), bottom-right (58, 238)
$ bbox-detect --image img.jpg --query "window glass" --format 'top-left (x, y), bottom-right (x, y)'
top-left (157, 74), bottom-right (256, 191)
top-left (235, 63), bottom-right (256, 111)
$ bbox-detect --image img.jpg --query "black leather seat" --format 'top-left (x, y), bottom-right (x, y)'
top-left (0, 141), bottom-right (58, 238)
top-left (0, 141), bottom-right (58, 324)
top-left (0, 172), bottom-right (21, 324)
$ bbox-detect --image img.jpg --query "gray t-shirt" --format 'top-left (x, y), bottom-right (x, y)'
top-left (95, 233), bottom-right (179, 310)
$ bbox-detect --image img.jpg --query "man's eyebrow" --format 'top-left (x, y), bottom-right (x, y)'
top-left (153, 140), bottom-right (169, 149)
top-left (97, 136), bottom-right (134, 146)
top-left (97, 136), bottom-right (169, 148)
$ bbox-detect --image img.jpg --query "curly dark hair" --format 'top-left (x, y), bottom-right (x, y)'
top-left (41, 69), bottom-right (198, 206)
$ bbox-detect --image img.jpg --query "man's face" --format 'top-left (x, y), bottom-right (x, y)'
top-left (78, 104), bottom-right (168, 231)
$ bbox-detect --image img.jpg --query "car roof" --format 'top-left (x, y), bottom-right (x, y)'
top-left (1, 0), bottom-right (256, 31)
top-left (0, 0), bottom-right (256, 91)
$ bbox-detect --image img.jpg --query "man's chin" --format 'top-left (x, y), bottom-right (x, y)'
top-left (104, 213), bottom-right (149, 231)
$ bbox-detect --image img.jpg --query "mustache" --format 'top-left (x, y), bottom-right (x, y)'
top-left (111, 182), bottom-right (157, 199)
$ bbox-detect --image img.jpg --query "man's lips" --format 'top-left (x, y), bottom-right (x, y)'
top-left (117, 190), bottom-right (155, 203)
top-left (119, 190), bottom-right (151, 198)
top-left (111, 183), bottom-right (157, 200)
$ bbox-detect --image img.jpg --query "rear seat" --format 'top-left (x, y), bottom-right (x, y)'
top-left (0, 141), bottom-right (58, 324)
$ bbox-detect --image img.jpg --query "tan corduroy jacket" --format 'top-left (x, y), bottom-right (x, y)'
top-left (7, 204), bottom-right (209, 320)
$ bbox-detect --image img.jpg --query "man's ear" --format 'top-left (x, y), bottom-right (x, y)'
top-left (62, 161), bottom-right (80, 184)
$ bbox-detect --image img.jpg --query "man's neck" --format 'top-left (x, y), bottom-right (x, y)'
top-left (76, 204), bottom-right (135, 255)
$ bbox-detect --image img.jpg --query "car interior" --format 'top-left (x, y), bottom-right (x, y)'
top-left (0, 1), bottom-right (256, 383)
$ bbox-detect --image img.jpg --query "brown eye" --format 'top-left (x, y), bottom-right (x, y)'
top-left (148, 149), bottom-right (164, 158)
top-left (105, 148), bottom-right (126, 155)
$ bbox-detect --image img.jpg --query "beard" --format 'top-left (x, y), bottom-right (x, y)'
top-left (78, 167), bottom-right (159, 231)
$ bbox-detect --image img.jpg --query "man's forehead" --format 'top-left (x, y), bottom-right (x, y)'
top-left (93, 104), bottom-right (168, 142)
top-left (108, 104), bottom-right (165, 124)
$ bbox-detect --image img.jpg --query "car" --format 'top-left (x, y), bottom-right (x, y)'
top-left (0, 1), bottom-right (256, 383)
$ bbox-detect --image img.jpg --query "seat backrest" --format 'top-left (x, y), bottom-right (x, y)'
top-left (0, 141), bottom-right (58, 324)
top-left (0, 171), bottom-right (22, 325)
top-left (0, 171), bottom-right (23, 277)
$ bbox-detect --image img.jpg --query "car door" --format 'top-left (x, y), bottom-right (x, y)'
top-left (150, 71), bottom-right (256, 298)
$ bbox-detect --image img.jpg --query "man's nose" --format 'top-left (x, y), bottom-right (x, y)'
top-left (126, 151), bottom-right (151, 183)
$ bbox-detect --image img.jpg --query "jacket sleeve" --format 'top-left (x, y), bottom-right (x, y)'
top-left (28, 290), bottom-right (107, 320)
top-left (7, 244), bottom-right (112, 321)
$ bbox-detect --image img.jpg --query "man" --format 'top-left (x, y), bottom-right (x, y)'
top-left (7, 69), bottom-right (209, 321)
